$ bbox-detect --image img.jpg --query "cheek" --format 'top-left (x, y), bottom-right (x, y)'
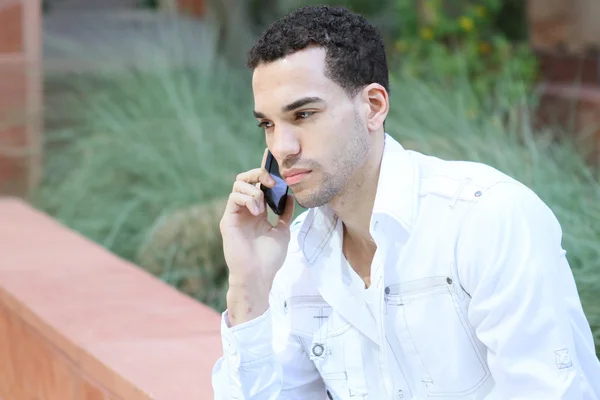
top-left (300, 108), bottom-right (356, 161)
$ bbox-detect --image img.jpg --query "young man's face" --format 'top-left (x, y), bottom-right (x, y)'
top-left (252, 46), bottom-right (372, 209)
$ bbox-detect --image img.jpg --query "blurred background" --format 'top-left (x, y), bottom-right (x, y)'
top-left (0, 0), bottom-right (599, 354)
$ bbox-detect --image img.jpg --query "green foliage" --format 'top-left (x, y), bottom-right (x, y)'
top-left (38, 63), bottom-right (260, 309)
top-left (390, 0), bottom-right (537, 101)
top-left (273, 0), bottom-right (537, 106)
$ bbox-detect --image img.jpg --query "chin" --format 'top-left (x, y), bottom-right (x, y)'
top-left (293, 190), bottom-right (333, 210)
top-left (288, 187), bottom-right (309, 207)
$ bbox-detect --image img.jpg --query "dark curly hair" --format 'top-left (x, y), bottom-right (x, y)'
top-left (247, 5), bottom-right (389, 96)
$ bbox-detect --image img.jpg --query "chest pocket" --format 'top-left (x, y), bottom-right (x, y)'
top-left (385, 276), bottom-right (490, 397)
top-left (285, 295), bottom-right (369, 399)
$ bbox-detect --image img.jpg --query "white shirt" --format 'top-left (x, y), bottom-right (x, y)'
top-left (211, 134), bottom-right (600, 399)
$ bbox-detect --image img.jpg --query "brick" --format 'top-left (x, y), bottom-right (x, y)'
top-left (536, 51), bottom-right (599, 86)
top-left (0, 59), bottom-right (34, 196)
top-left (528, 0), bottom-right (600, 53)
top-left (0, 2), bottom-right (24, 53)
top-left (536, 83), bottom-right (600, 164)
top-left (0, 61), bottom-right (27, 141)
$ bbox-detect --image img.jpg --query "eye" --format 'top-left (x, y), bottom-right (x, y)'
top-left (258, 120), bottom-right (273, 129)
top-left (296, 111), bottom-right (314, 120)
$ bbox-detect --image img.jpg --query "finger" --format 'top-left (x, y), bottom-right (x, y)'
top-left (236, 168), bottom-right (275, 188)
top-left (233, 180), bottom-right (265, 213)
top-left (276, 194), bottom-right (296, 229)
top-left (233, 180), bottom-right (263, 198)
top-left (261, 148), bottom-right (269, 169)
top-left (225, 192), bottom-right (262, 216)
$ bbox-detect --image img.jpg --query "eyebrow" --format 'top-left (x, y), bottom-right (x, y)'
top-left (253, 96), bottom-right (325, 119)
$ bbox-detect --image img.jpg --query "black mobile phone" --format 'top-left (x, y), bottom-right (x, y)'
top-left (261, 151), bottom-right (288, 215)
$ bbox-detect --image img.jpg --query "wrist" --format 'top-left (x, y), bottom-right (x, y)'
top-left (226, 284), bottom-right (270, 327)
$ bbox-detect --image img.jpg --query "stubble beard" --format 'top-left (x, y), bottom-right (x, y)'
top-left (295, 114), bottom-right (370, 209)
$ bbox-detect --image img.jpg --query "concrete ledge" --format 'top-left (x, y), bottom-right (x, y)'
top-left (0, 197), bottom-right (222, 399)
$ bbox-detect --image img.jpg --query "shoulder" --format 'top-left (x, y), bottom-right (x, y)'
top-left (411, 151), bottom-right (520, 202)
top-left (464, 174), bottom-right (556, 224)
top-left (411, 150), bottom-right (561, 243)
top-left (408, 152), bottom-right (557, 220)
top-left (456, 179), bottom-right (564, 275)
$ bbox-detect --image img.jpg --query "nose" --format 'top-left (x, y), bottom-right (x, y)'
top-left (268, 125), bottom-right (300, 164)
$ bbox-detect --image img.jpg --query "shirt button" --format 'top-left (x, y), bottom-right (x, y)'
top-left (474, 190), bottom-right (482, 197)
top-left (312, 343), bottom-right (324, 357)
top-left (384, 286), bottom-right (390, 295)
top-left (446, 277), bottom-right (453, 284)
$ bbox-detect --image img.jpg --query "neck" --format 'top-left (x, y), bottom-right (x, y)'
top-left (330, 132), bottom-right (385, 243)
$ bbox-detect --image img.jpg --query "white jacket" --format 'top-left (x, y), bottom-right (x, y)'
top-left (212, 134), bottom-right (600, 399)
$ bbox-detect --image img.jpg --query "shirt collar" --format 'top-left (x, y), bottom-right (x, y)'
top-left (296, 133), bottom-right (420, 260)
top-left (371, 133), bottom-right (420, 233)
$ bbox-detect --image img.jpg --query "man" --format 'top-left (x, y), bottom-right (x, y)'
top-left (212, 5), bottom-right (600, 399)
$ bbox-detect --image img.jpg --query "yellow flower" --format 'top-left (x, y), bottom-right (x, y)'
top-left (420, 27), bottom-right (434, 40)
top-left (478, 41), bottom-right (492, 54)
top-left (474, 5), bottom-right (486, 18)
top-left (459, 16), bottom-right (474, 32)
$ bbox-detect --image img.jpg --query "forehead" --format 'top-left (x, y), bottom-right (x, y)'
top-left (252, 47), bottom-right (341, 112)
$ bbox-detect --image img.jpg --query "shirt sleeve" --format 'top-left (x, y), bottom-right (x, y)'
top-left (456, 181), bottom-right (598, 398)
top-left (211, 293), bottom-right (325, 399)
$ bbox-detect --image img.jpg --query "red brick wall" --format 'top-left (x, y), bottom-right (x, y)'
top-left (0, 0), bottom-right (42, 197)
top-left (0, 2), bottom-right (24, 53)
top-left (528, 0), bottom-right (600, 165)
top-left (528, 0), bottom-right (600, 53)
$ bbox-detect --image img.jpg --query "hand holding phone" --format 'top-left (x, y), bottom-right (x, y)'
top-left (219, 149), bottom-right (295, 327)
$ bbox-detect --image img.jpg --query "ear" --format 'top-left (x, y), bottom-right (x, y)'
top-left (361, 83), bottom-right (389, 132)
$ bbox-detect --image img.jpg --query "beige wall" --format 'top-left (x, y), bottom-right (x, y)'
top-left (0, 0), bottom-right (42, 197)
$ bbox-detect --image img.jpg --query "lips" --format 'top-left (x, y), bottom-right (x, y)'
top-left (282, 170), bottom-right (311, 185)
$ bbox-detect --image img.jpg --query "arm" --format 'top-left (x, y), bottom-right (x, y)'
top-left (214, 162), bottom-right (324, 398)
top-left (457, 182), bottom-right (597, 398)
top-left (211, 293), bottom-right (325, 399)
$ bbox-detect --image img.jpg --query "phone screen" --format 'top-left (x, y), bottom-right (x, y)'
top-left (261, 151), bottom-right (289, 215)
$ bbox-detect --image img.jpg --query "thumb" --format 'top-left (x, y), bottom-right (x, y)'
top-left (276, 194), bottom-right (295, 229)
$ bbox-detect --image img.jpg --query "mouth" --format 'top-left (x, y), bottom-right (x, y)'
top-left (283, 170), bottom-right (312, 185)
